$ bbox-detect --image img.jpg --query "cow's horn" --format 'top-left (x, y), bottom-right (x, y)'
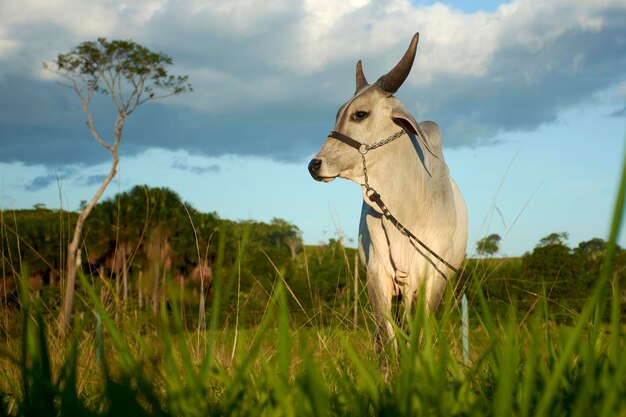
top-left (355, 60), bottom-right (369, 93)
top-left (376, 32), bottom-right (419, 94)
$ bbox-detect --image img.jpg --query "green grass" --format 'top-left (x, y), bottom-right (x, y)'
top-left (1, 144), bottom-right (625, 416)
top-left (1, 260), bottom-right (624, 416)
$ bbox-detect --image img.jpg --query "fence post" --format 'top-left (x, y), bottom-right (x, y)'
top-left (462, 293), bottom-right (469, 365)
top-left (353, 253), bottom-right (359, 330)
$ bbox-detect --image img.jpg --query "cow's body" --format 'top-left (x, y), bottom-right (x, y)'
top-left (357, 120), bottom-right (467, 340)
top-left (308, 33), bottom-right (468, 343)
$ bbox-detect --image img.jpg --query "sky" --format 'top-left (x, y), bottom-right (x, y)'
top-left (0, 0), bottom-right (625, 257)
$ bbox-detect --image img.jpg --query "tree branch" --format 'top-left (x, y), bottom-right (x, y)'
top-left (83, 102), bottom-right (113, 152)
top-left (136, 90), bottom-right (180, 107)
top-left (102, 68), bottom-right (122, 112)
top-left (127, 76), bottom-right (147, 116)
top-left (115, 69), bottom-right (124, 110)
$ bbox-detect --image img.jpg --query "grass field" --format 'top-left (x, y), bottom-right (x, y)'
top-left (1, 253), bottom-right (624, 417)
top-left (1, 149), bottom-right (625, 417)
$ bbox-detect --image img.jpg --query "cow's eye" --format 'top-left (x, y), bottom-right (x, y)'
top-left (352, 111), bottom-right (369, 121)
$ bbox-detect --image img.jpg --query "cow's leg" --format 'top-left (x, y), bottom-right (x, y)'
top-left (365, 262), bottom-right (395, 346)
top-left (360, 206), bottom-right (396, 348)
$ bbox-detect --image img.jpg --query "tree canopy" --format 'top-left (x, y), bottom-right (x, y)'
top-left (537, 232), bottom-right (569, 248)
top-left (476, 234), bottom-right (501, 257)
top-left (50, 38), bottom-right (192, 115)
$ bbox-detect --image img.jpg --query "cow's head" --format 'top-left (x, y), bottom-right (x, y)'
top-left (308, 33), bottom-right (421, 183)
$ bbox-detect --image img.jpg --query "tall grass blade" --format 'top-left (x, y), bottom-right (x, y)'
top-left (207, 226), bottom-right (227, 356)
top-left (19, 274), bottom-right (31, 415)
top-left (58, 319), bottom-right (92, 417)
top-left (17, 273), bottom-right (57, 417)
top-left (536, 135), bottom-right (626, 417)
top-left (340, 333), bottom-right (381, 410)
top-left (79, 273), bottom-right (134, 372)
top-left (595, 136), bottom-right (626, 325)
top-left (80, 273), bottom-right (166, 416)
top-left (519, 319), bottom-right (539, 417)
top-left (277, 278), bottom-right (290, 383)
top-left (493, 311), bottom-right (516, 417)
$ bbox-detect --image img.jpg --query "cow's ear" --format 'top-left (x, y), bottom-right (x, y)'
top-left (391, 101), bottom-right (440, 158)
top-left (391, 102), bottom-right (419, 135)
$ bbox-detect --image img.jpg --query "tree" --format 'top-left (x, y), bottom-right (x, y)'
top-left (269, 218), bottom-right (303, 259)
top-left (522, 244), bottom-right (578, 280)
top-left (538, 232), bottom-right (569, 248)
top-left (574, 237), bottom-right (619, 257)
top-left (476, 234), bottom-right (501, 257)
top-left (521, 232), bottom-right (585, 307)
top-left (45, 38), bottom-right (192, 331)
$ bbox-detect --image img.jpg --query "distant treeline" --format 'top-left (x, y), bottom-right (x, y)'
top-left (1, 185), bottom-right (624, 327)
top-left (0, 185), bottom-right (358, 329)
top-left (465, 233), bottom-right (626, 320)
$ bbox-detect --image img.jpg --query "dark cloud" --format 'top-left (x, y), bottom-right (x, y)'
top-left (171, 159), bottom-right (221, 175)
top-left (0, 75), bottom-right (330, 167)
top-left (0, 74), bottom-right (122, 166)
top-left (611, 106), bottom-right (626, 118)
top-left (25, 174), bottom-right (58, 191)
top-left (1, 1), bottom-right (625, 168)
top-left (23, 167), bottom-right (78, 191)
top-left (190, 165), bottom-right (220, 175)
top-left (74, 174), bottom-right (108, 186)
top-left (416, 19), bottom-right (626, 146)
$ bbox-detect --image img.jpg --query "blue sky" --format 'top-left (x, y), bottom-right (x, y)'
top-left (0, 0), bottom-right (625, 256)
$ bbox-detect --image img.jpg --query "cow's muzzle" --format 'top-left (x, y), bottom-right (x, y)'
top-left (308, 158), bottom-right (334, 182)
top-left (308, 158), bottom-right (322, 179)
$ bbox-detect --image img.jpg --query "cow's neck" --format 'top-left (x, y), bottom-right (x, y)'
top-left (361, 131), bottom-right (443, 230)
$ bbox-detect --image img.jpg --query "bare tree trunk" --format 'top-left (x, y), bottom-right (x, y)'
top-left (287, 240), bottom-right (298, 260)
top-left (58, 149), bottom-right (119, 332)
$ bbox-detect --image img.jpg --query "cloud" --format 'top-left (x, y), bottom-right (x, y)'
top-left (611, 106), bottom-right (626, 118)
top-left (171, 158), bottom-right (221, 175)
top-left (23, 166), bottom-right (78, 191)
top-left (25, 174), bottom-right (58, 191)
top-left (74, 174), bottom-right (108, 186)
top-left (0, 0), bottom-right (625, 168)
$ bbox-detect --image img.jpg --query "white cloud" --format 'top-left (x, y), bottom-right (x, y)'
top-left (176, 0), bottom-right (294, 38)
top-left (116, 0), bottom-right (168, 27)
top-left (0, 0), bottom-right (625, 165)
top-left (610, 82), bottom-right (626, 101)
top-left (0, 0), bottom-right (117, 37)
top-left (0, 38), bottom-right (18, 58)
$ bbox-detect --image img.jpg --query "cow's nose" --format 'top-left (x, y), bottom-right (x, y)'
top-left (308, 158), bottom-right (322, 177)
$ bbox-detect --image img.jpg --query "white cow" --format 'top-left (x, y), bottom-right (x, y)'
top-left (308, 33), bottom-right (468, 343)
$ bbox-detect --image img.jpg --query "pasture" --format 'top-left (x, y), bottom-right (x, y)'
top-left (0, 156), bottom-right (625, 417)
top-left (1, 247), bottom-right (625, 416)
